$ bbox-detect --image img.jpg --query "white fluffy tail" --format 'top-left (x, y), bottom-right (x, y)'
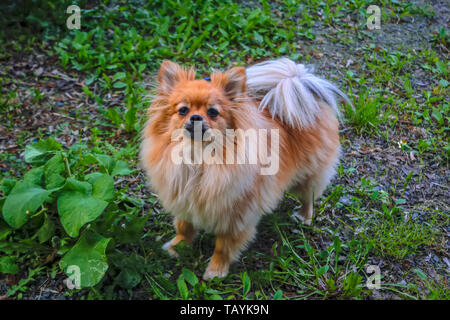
top-left (246, 58), bottom-right (350, 128)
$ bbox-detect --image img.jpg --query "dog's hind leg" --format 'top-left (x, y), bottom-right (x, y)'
top-left (292, 182), bottom-right (315, 226)
top-left (293, 162), bottom-right (337, 225)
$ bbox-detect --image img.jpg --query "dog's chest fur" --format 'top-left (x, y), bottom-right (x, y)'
top-left (141, 136), bottom-right (274, 234)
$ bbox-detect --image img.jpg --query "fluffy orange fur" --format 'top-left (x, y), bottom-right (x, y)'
top-left (140, 60), bottom-right (340, 280)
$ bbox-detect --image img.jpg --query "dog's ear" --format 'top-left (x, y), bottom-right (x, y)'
top-left (158, 60), bottom-right (195, 93)
top-left (212, 67), bottom-right (246, 100)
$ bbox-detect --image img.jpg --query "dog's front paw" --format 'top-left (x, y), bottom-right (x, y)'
top-left (292, 210), bottom-right (312, 226)
top-left (203, 264), bottom-right (229, 281)
top-left (162, 240), bottom-right (179, 258)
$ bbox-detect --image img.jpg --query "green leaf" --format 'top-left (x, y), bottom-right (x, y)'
top-left (89, 154), bottom-right (131, 176)
top-left (45, 173), bottom-right (66, 190)
top-left (106, 108), bottom-right (123, 127)
top-left (60, 230), bottom-right (111, 288)
top-left (64, 177), bottom-right (92, 194)
top-left (317, 265), bottom-right (329, 277)
top-left (57, 178), bottom-right (108, 237)
top-left (125, 106), bottom-right (137, 132)
top-left (95, 154), bottom-right (115, 174)
top-left (35, 214), bottom-right (55, 244)
top-left (439, 79), bottom-right (449, 88)
top-left (1, 178), bottom-right (17, 196)
top-left (113, 81), bottom-right (127, 89)
top-left (182, 268), bottom-right (199, 287)
top-left (0, 220), bottom-right (12, 241)
top-left (177, 277), bottom-right (189, 299)
top-left (24, 138), bottom-right (62, 165)
top-left (273, 289), bottom-right (283, 300)
top-left (23, 167), bottom-right (44, 186)
top-left (44, 152), bottom-right (65, 176)
top-left (138, 64), bottom-right (146, 73)
top-left (0, 256), bottom-right (19, 274)
top-left (112, 72), bottom-right (126, 82)
top-left (304, 241), bottom-right (312, 254)
top-left (414, 268), bottom-right (427, 280)
top-left (404, 171), bottom-right (414, 189)
top-left (112, 253), bottom-right (146, 289)
top-left (432, 108), bottom-right (443, 124)
top-left (111, 160), bottom-right (132, 176)
top-left (333, 236), bottom-right (342, 254)
top-left (116, 268), bottom-right (141, 289)
top-left (2, 180), bottom-right (52, 229)
top-left (253, 31), bottom-right (263, 44)
top-left (78, 153), bottom-right (97, 166)
top-left (114, 216), bottom-right (147, 244)
top-left (85, 73), bottom-right (96, 85)
top-left (44, 152), bottom-right (66, 189)
top-left (241, 272), bottom-right (251, 297)
top-left (435, 61), bottom-right (447, 75)
top-left (86, 173), bottom-right (115, 202)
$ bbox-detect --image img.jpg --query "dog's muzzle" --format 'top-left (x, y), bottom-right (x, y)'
top-left (184, 120), bottom-right (208, 141)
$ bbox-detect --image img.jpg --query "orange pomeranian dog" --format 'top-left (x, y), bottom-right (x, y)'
top-left (140, 58), bottom-right (349, 280)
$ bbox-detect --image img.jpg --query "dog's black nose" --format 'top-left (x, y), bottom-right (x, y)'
top-left (190, 114), bottom-right (203, 122)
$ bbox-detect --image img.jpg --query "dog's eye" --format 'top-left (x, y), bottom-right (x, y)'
top-left (207, 108), bottom-right (219, 118)
top-left (178, 106), bottom-right (189, 116)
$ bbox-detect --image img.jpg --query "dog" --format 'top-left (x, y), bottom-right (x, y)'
top-left (140, 58), bottom-right (349, 280)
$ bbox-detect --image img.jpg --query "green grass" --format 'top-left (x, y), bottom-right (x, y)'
top-left (344, 87), bottom-right (387, 134)
top-left (353, 208), bottom-right (440, 259)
